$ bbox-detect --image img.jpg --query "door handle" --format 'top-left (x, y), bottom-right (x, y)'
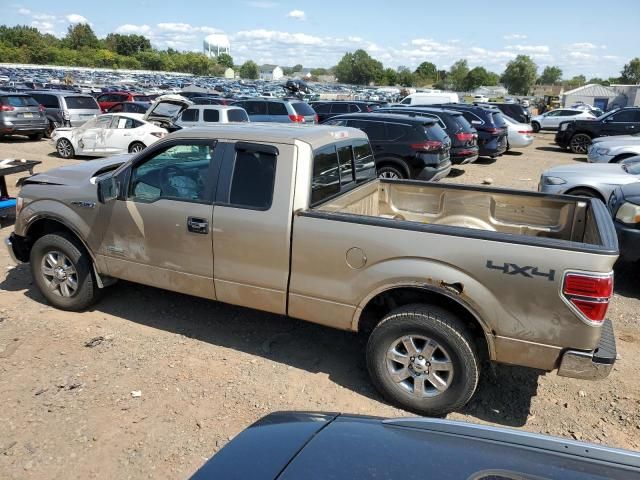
top-left (187, 217), bottom-right (209, 234)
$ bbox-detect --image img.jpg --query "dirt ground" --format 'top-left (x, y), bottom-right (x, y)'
top-left (1, 132), bottom-right (639, 479)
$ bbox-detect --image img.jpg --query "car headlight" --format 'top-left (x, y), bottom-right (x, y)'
top-left (615, 202), bottom-right (640, 224)
top-left (595, 148), bottom-right (610, 155)
top-left (544, 176), bottom-right (567, 185)
top-left (560, 123), bottom-right (569, 131)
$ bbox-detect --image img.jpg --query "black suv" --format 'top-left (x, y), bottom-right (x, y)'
top-left (431, 104), bottom-right (508, 158)
top-left (608, 182), bottom-right (640, 262)
top-left (480, 102), bottom-right (531, 124)
top-left (323, 113), bottom-right (451, 181)
top-left (377, 106), bottom-right (479, 164)
top-left (556, 107), bottom-right (640, 154)
top-left (311, 101), bottom-right (380, 123)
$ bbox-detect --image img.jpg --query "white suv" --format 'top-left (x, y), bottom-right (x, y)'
top-left (531, 108), bottom-right (595, 132)
top-left (176, 105), bottom-right (249, 128)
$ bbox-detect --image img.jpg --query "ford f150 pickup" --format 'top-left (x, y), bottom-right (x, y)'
top-left (6, 124), bottom-right (620, 415)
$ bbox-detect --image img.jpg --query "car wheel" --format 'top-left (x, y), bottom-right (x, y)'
top-left (56, 138), bottom-right (75, 158)
top-left (366, 304), bottom-right (480, 416)
top-left (28, 133), bottom-right (43, 141)
top-left (45, 121), bottom-right (60, 139)
top-left (128, 142), bottom-right (146, 154)
top-left (531, 122), bottom-right (540, 133)
top-left (30, 233), bottom-right (101, 311)
top-left (569, 133), bottom-right (591, 154)
top-left (377, 165), bottom-right (406, 179)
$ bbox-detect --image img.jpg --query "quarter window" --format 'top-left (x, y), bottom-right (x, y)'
top-left (311, 145), bottom-right (340, 205)
top-left (337, 144), bottom-right (355, 186)
top-left (203, 109), bottom-right (220, 122)
top-left (353, 139), bottom-right (376, 184)
top-left (267, 102), bottom-right (288, 115)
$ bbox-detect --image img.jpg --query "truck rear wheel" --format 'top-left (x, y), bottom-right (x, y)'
top-left (366, 304), bottom-right (479, 416)
top-left (30, 232), bottom-right (100, 311)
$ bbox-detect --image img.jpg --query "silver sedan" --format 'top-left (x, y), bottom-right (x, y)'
top-left (538, 157), bottom-right (640, 201)
top-left (503, 115), bottom-right (534, 149)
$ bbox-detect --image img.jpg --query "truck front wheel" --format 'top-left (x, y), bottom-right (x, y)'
top-left (366, 304), bottom-right (480, 416)
top-left (30, 232), bottom-right (100, 311)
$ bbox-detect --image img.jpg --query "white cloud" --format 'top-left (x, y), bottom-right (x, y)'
top-left (506, 44), bottom-right (550, 53)
top-left (503, 34), bottom-right (527, 40)
top-left (116, 24), bottom-right (153, 35)
top-left (30, 20), bottom-right (56, 35)
top-left (18, 8), bottom-right (31, 15)
top-left (66, 14), bottom-right (89, 24)
top-left (157, 23), bottom-right (193, 32)
top-left (568, 42), bottom-right (599, 51)
top-left (286, 9), bottom-right (306, 20)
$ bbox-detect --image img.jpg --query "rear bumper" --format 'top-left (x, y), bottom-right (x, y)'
top-left (0, 122), bottom-right (47, 134)
top-left (451, 147), bottom-right (479, 165)
top-left (614, 220), bottom-right (640, 263)
top-left (416, 161), bottom-right (451, 181)
top-left (508, 136), bottom-right (534, 149)
top-left (557, 319), bottom-right (616, 380)
top-left (478, 136), bottom-right (507, 157)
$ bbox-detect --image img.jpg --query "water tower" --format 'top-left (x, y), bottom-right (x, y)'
top-left (203, 34), bottom-right (231, 58)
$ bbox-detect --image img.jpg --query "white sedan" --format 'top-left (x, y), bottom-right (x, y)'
top-left (502, 115), bottom-right (534, 149)
top-left (51, 95), bottom-right (192, 159)
top-left (51, 113), bottom-right (167, 159)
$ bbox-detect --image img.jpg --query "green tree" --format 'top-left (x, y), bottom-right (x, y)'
top-left (566, 75), bottom-right (586, 89)
top-left (333, 50), bottom-right (383, 85)
top-left (136, 50), bottom-right (165, 70)
top-left (414, 61), bottom-right (437, 84)
top-left (217, 53), bottom-right (234, 69)
top-left (448, 59), bottom-right (469, 91)
top-left (396, 66), bottom-right (415, 86)
top-left (620, 57), bottom-right (640, 84)
top-left (310, 67), bottom-right (328, 76)
top-left (63, 23), bottom-right (99, 50)
top-left (463, 66), bottom-right (499, 90)
top-left (538, 65), bottom-right (563, 85)
top-left (501, 55), bottom-right (537, 95)
top-left (104, 33), bottom-right (150, 56)
top-left (588, 77), bottom-right (607, 85)
top-left (239, 60), bottom-right (259, 79)
top-left (383, 68), bottom-right (398, 85)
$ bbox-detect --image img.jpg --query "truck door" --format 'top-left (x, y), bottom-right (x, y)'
top-left (98, 139), bottom-right (220, 299)
top-left (212, 141), bottom-right (295, 314)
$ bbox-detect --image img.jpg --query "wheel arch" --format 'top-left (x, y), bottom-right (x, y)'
top-left (354, 284), bottom-right (494, 361)
top-left (375, 157), bottom-right (410, 178)
top-left (128, 140), bottom-right (146, 152)
top-left (610, 153), bottom-right (636, 163)
top-left (564, 186), bottom-right (605, 202)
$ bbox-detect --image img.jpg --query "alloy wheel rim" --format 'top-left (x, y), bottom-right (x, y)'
top-left (58, 140), bottom-right (72, 157)
top-left (131, 144), bottom-right (144, 153)
top-left (379, 170), bottom-right (400, 179)
top-left (386, 335), bottom-right (454, 397)
top-left (40, 251), bottom-right (78, 298)
top-left (571, 135), bottom-right (590, 153)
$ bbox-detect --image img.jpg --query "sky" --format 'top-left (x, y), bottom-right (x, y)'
top-left (3, 0), bottom-right (640, 78)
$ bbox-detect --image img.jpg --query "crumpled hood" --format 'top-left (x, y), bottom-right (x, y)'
top-left (26, 155), bottom-right (131, 186)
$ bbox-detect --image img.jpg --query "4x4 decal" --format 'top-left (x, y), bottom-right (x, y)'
top-left (486, 260), bottom-right (555, 281)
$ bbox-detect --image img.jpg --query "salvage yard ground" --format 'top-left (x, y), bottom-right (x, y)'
top-left (1, 132), bottom-right (639, 479)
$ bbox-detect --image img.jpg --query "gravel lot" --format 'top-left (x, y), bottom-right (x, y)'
top-left (1, 132), bottom-right (639, 479)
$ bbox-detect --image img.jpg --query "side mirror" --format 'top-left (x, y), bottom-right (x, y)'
top-left (97, 176), bottom-right (119, 203)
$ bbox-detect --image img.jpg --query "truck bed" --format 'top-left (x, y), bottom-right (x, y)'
top-left (312, 179), bottom-right (618, 253)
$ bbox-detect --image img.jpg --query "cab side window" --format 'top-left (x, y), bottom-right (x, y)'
top-left (228, 149), bottom-right (277, 209)
top-left (129, 143), bottom-right (215, 203)
top-left (181, 108), bottom-right (200, 122)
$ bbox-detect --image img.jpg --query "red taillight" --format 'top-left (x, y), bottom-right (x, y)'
top-left (0, 105), bottom-right (15, 112)
top-left (39, 104), bottom-right (46, 112)
top-left (411, 141), bottom-right (443, 152)
top-left (518, 130), bottom-right (533, 134)
top-left (315, 114), bottom-right (319, 123)
top-left (455, 132), bottom-right (474, 142)
top-left (289, 114), bottom-right (304, 123)
top-left (562, 273), bottom-right (613, 323)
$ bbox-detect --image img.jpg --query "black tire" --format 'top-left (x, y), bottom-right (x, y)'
top-left (29, 133), bottom-right (43, 141)
top-left (128, 141), bottom-right (146, 154)
top-left (56, 138), bottom-right (75, 158)
top-left (30, 232), bottom-right (100, 311)
top-left (366, 304), bottom-right (480, 416)
top-left (377, 164), bottom-right (406, 179)
top-left (566, 188), bottom-right (603, 202)
top-left (531, 121), bottom-right (540, 133)
top-left (569, 133), bottom-right (591, 154)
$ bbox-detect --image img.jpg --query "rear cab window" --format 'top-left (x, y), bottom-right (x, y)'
top-left (311, 138), bottom-right (377, 206)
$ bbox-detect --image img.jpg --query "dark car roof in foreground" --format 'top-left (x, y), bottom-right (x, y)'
top-left (190, 412), bottom-right (640, 480)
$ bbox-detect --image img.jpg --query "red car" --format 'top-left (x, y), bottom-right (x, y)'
top-left (96, 92), bottom-right (151, 112)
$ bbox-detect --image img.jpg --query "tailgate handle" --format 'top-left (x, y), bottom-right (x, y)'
top-left (187, 217), bottom-right (209, 234)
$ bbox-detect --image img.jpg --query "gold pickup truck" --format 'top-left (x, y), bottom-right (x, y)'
top-left (6, 124), bottom-right (619, 415)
